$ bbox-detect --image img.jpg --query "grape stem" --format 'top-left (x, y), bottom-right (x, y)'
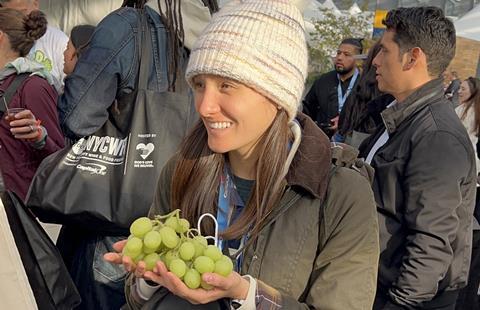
top-left (154, 209), bottom-right (180, 220)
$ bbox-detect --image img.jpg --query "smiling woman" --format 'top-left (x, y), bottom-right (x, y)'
top-left (191, 74), bottom-right (278, 177)
top-left (104, 0), bottom-right (380, 309)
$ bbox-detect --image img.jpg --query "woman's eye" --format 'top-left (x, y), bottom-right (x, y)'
top-left (221, 83), bottom-right (232, 89)
top-left (193, 81), bottom-right (204, 90)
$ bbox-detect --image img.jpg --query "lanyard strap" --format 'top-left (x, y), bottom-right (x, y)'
top-left (217, 168), bottom-right (247, 271)
top-left (217, 173), bottom-right (230, 251)
top-left (337, 68), bottom-right (359, 112)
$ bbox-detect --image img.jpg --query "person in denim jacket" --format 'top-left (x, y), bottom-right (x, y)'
top-left (58, 0), bottom-right (215, 140)
top-left (55, 1), bottom-right (217, 309)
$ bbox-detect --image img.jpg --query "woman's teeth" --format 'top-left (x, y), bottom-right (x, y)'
top-left (209, 122), bottom-right (232, 129)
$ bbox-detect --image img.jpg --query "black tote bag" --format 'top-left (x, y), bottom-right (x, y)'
top-left (2, 191), bottom-right (81, 310)
top-left (26, 10), bottom-right (195, 234)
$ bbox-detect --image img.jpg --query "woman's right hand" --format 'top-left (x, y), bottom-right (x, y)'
top-left (103, 240), bottom-right (148, 278)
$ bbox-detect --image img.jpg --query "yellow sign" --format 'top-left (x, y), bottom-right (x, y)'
top-left (374, 10), bottom-right (388, 29)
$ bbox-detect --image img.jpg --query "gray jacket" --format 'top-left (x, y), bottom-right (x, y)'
top-left (360, 78), bottom-right (477, 308)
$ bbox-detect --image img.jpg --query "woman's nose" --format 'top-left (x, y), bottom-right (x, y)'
top-left (196, 88), bottom-right (221, 117)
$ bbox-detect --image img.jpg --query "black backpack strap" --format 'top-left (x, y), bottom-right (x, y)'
top-left (0, 73), bottom-right (30, 115)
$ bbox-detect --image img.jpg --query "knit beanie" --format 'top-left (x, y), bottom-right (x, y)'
top-left (70, 25), bottom-right (95, 52)
top-left (185, 0), bottom-right (308, 122)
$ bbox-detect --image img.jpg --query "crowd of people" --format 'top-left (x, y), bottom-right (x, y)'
top-left (1, 0), bottom-right (480, 309)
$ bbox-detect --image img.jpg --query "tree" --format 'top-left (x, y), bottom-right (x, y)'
top-left (307, 8), bottom-right (372, 83)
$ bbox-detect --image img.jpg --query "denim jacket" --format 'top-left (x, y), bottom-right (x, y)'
top-left (58, 6), bottom-right (191, 140)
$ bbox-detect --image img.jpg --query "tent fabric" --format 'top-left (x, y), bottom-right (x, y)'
top-left (455, 3), bottom-right (480, 42)
top-left (348, 3), bottom-right (362, 15)
top-left (40, 0), bottom-right (122, 35)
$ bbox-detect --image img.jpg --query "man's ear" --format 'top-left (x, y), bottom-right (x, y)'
top-left (403, 47), bottom-right (422, 71)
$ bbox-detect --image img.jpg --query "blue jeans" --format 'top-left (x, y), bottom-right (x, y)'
top-left (57, 227), bottom-right (128, 310)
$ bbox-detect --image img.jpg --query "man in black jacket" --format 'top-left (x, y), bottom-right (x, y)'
top-left (303, 38), bottom-right (362, 137)
top-left (359, 7), bottom-right (476, 310)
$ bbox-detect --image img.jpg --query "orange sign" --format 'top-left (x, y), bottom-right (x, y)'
top-left (374, 10), bottom-right (388, 29)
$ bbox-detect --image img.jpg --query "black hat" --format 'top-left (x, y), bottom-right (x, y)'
top-left (70, 25), bottom-right (95, 54)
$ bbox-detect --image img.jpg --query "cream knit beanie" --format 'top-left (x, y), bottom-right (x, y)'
top-left (185, 0), bottom-right (308, 122)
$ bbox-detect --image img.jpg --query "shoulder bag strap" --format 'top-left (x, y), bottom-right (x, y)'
top-left (138, 9), bottom-right (152, 90)
top-left (0, 73), bottom-right (30, 115)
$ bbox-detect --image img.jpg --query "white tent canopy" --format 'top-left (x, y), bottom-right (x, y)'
top-left (321, 0), bottom-right (341, 15)
top-left (454, 3), bottom-right (480, 41)
top-left (348, 3), bottom-right (362, 15)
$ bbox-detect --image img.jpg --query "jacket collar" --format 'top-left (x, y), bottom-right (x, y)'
top-left (286, 113), bottom-right (332, 201)
top-left (381, 78), bottom-right (444, 134)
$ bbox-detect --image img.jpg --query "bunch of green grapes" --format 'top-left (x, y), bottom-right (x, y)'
top-left (123, 209), bottom-right (234, 289)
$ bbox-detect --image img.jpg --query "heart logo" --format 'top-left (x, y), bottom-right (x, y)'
top-left (136, 143), bottom-right (155, 160)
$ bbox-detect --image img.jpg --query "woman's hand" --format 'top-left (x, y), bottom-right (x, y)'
top-left (6, 109), bottom-right (42, 142)
top-left (103, 240), bottom-right (149, 279)
top-left (143, 260), bottom-right (250, 305)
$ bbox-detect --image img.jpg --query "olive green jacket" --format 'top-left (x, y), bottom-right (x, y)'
top-left (126, 114), bottom-right (380, 309)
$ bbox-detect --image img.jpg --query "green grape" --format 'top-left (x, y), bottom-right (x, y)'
top-left (144, 253), bottom-right (161, 271)
top-left (143, 246), bottom-right (156, 254)
top-left (179, 242), bottom-right (195, 261)
top-left (176, 218), bottom-right (190, 234)
top-left (200, 280), bottom-right (213, 290)
top-left (192, 240), bottom-right (205, 258)
top-left (143, 231), bottom-right (162, 252)
top-left (123, 237), bottom-right (143, 258)
top-left (194, 235), bottom-right (208, 247)
top-left (165, 217), bottom-right (179, 231)
top-left (169, 259), bottom-right (187, 279)
top-left (130, 217), bottom-right (153, 238)
top-left (204, 245), bottom-right (222, 262)
top-left (159, 226), bottom-right (180, 249)
top-left (193, 256), bottom-right (215, 274)
top-left (133, 253), bottom-right (145, 264)
top-left (163, 250), bottom-right (178, 269)
top-left (214, 256), bottom-right (234, 277)
top-left (184, 269), bottom-right (201, 289)
top-left (192, 235), bottom-right (208, 258)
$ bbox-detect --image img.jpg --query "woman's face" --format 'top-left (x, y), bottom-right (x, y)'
top-left (192, 74), bottom-right (278, 158)
top-left (63, 39), bottom-right (77, 75)
top-left (459, 80), bottom-right (472, 104)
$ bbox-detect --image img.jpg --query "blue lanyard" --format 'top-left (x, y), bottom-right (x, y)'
top-left (216, 167), bottom-right (247, 271)
top-left (337, 68), bottom-right (359, 112)
top-left (217, 172), bottom-right (230, 251)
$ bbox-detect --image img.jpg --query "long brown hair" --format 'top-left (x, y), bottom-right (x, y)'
top-left (0, 8), bottom-right (46, 57)
top-left (340, 40), bottom-right (383, 135)
top-left (460, 77), bottom-right (480, 135)
top-left (171, 110), bottom-right (291, 241)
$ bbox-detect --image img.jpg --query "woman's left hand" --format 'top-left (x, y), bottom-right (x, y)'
top-left (144, 261), bottom-right (250, 305)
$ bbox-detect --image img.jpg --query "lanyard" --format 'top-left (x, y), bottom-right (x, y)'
top-left (216, 167), bottom-right (247, 271)
top-left (337, 68), bottom-right (359, 112)
top-left (217, 172), bottom-right (231, 251)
